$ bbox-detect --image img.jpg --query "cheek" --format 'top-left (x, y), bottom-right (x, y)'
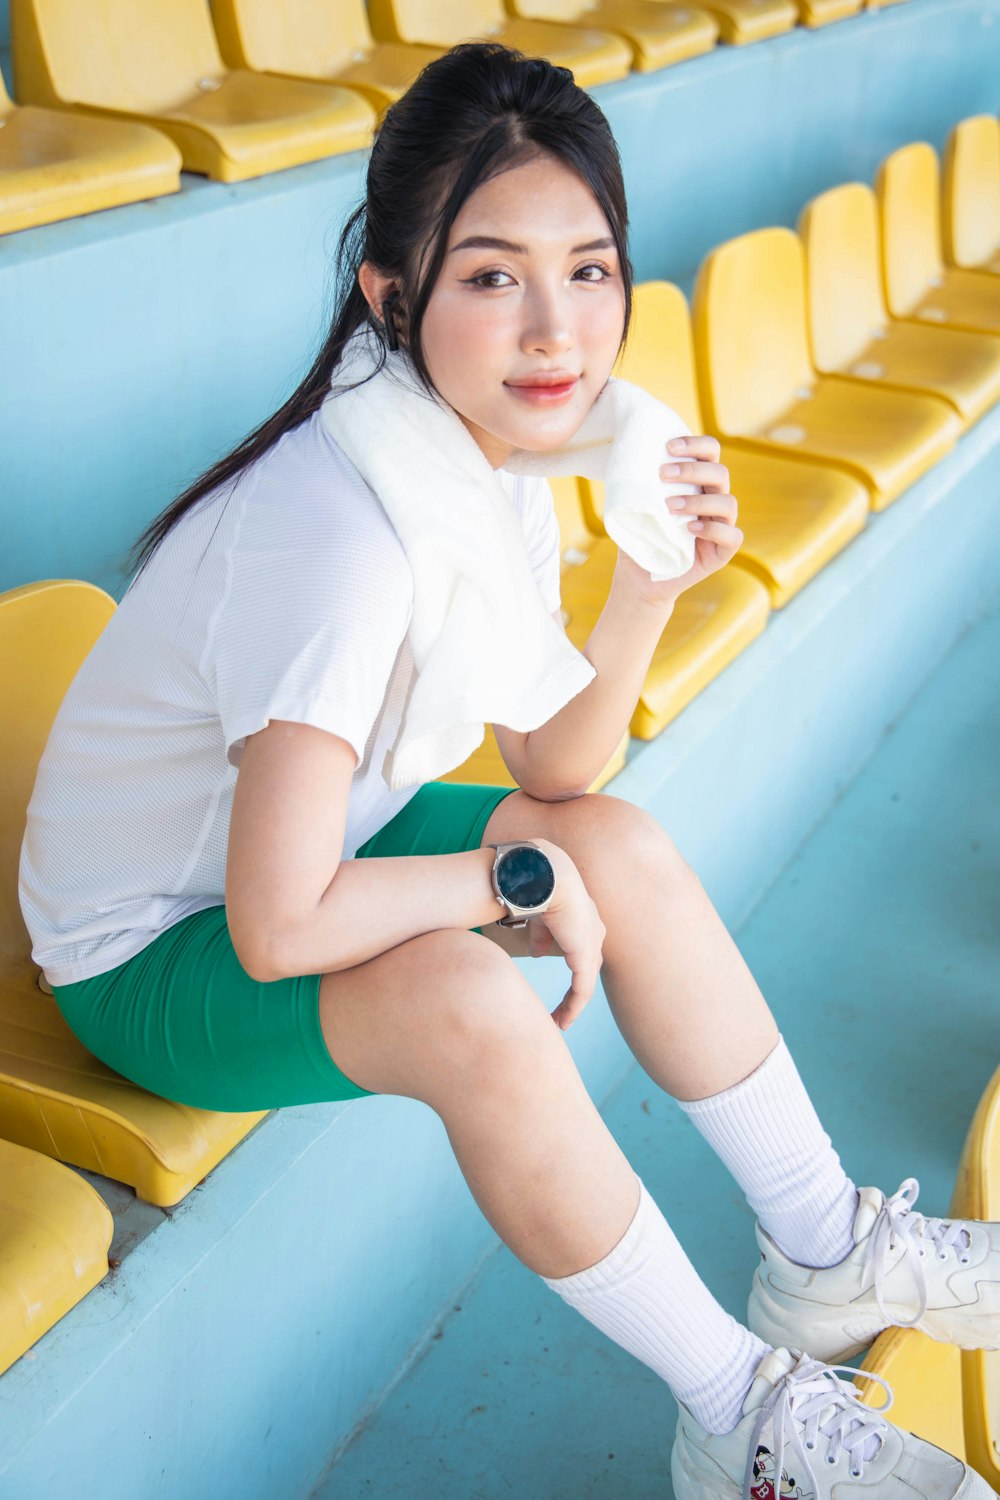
top-left (422, 295), bottom-right (511, 401)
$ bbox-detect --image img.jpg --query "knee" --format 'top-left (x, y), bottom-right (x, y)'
top-left (550, 793), bottom-right (698, 891)
top-left (408, 928), bottom-right (557, 1074)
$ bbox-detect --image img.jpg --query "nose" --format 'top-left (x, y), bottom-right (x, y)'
top-left (519, 281), bottom-right (574, 359)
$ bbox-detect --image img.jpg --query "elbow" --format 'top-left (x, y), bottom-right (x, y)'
top-left (228, 908), bottom-right (295, 984)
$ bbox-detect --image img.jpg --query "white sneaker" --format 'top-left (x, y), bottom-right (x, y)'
top-left (671, 1345), bottom-right (990, 1500)
top-left (747, 1178), bottom-right (1000, 1365)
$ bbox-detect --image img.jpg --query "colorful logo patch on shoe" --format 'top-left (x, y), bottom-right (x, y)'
top-left (750, 1444), bottom-right (814, 1500)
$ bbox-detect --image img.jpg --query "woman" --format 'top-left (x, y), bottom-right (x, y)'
top-left (19, 43), bottom-right (998, 1499)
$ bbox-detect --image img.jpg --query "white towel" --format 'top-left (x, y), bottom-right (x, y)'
top-left (320, 330), bottom-right (698, 791)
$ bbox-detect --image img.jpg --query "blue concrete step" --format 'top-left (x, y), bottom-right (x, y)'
top-left (315, 592), bottom-right (1000, 1500)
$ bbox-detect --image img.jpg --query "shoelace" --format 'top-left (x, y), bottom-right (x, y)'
top-left (742, 1352), bottom-right (892, 1500)
top-left (862, 1177), bottom-right (974, 1328)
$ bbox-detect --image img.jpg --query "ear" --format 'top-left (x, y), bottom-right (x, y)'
top-left (358, 262), bottom-right (399, 327)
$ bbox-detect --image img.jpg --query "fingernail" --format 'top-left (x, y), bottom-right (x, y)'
top-left (668, 438), bottom-right (687, 452)
top-left (668, 496), bottom-right (686, 510)
top-left (689, 520), bottom-right (704, 530)
top-left (664, 463), bottom-right (682, 476)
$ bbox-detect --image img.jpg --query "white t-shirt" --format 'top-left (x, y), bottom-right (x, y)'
top-left (18, 410), bottom-right (562, 988)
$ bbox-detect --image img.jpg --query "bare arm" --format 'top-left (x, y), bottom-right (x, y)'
top-left (226, 719), bottom-right (503, 982)
top-left (494, 572), bottom-right (673, 799)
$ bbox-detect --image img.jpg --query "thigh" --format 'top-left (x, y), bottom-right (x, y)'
top-left (52, 903), bottom-right (371, 1114)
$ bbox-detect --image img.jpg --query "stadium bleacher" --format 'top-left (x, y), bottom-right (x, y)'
top-left (2, 1), bottom-right (999, 1495)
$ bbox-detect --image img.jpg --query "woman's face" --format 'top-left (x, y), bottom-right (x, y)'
top-left (419, 152), bottom-right (627, 468)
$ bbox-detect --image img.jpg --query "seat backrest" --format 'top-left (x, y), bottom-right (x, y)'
top-left (617, 281), bottom-right (703, 433)
top-left (509, 0), bottom-right (585, 18)
top-left (691, 227), bottom-right (814, 437)
top-left (798, 183), bottom-right (887, 372)
top-left (548, 476), bottom-right (595, 564)
top-left (367, 0), bottom-right (504, 45)
top-left (952, 1063), bottom-right (1000, 1490)
top-left (855, 1327), bottom-right (967, 1460)
top-left (210, 0), bottom-right (373, 78)
top-left (12, 0), bottom-right (224, 113)
top-left (943, 115), bottom-right (1000, 270)
top-left (0, 581), bottom-right (116, 970)
top-left (876, 141), bottom-right (943, 318)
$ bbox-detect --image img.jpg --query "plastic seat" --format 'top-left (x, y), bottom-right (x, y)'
top-left (854, 1328), bottom-right (967, 1462)
top-left (366, 0), bottom-right (633, 88)
top-left (210, 0), bottom-right (446, 112)
top-left (799, 182), bottom-right (1000, 427)
top-left (0, 581), bottom-right (268, 1208)
top-left (943, 116), bottom-right (1000, 275)
top-left (502, 0), bottom-right (719, 73)
top-left (554, 472), bottom-right (771, 739)
top-left (590, 281), bottom-right (870, 610)
top-left (692, 226), bottom-right (960, 513)
top-left (949, 1062), bottom-right (1000, 1491)
top-left (878, 142), bottom-right (1000, 337)
top-left (10, 0), bottom-right (376, 183)
top-left (697, 0), bottom-right (798, 45)
top-left (796, 0), bottom-right (863, 25)
top-left (0, 1138), bottom-right (114, 1377)
top-left (0, 67), bottom-right (181, 236)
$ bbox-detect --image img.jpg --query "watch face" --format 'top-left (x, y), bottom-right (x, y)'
top-left (496, 846), bottom-right (555, 909)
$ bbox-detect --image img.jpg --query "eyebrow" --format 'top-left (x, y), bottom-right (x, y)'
top-left (449, 235), bottom-right (616, 255)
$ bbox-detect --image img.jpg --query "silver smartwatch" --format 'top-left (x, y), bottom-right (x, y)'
top-left (486, 840), bottom-right (557, 929)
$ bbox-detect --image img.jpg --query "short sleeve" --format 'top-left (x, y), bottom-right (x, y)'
top-left (499, 472), bottom-right (562, 615)
top-left (205, 463), bottom-right (414, 771)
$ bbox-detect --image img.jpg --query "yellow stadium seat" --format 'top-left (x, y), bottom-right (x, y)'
top-left (0, 1138), bottom-right (114, 1377)
top-left (588, 281), bottom-right (870, 610)
top-left (943, 116), bottom-right (1000, 275)
top-left (950, 1062), bottom-right (1000, 1492)
top-left (865, 0), bottom-right (912, 7)
top-left (797, 0), bottom-right (863, 25)
top-left (878, 142), bottom-right (1000, 336)
top-left (210, 0), bottom-right (446, 112)
top-left (854, 1327), bottom-right (967, 1462)
top-left (0, 66), bottom-right (182, 236)
top-left (692, 226), bottom-right (960, 512)
top-left (554, 473), bottom-right (772, 739)
top-left (697, 0), bottom-right (798, 45)
top-left (799, 182), bottom-right (1000, 426)
top-left (0, 581), bottom-right (268, 1208)
top-left (10, 0), bottom-right (376, 183)
top-left (502, 0), bottom-right (719, 73)
top-left (366, 0), bottom-right (633, 88)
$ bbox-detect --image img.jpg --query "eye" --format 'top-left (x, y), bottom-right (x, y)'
top-left (574, 262), bottom-right (614, 282)
top-left (465, 269), bottom-right (516, 289)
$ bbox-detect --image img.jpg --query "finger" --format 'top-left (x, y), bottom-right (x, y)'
top-left (661, 460), bottom-right (730, 494)
top-left (668, 491), bottom-right (739, 522)
top-left (689, 519), bottom-right (744, 549)
top-left (667, 434), bottom-right (722, 464)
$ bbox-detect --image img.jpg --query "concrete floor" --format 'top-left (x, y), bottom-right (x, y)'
top-left (315, 604), bottom-right (1000, 1500)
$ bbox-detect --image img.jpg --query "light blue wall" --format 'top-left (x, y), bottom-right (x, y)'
top-left (1, 0), bottom-right (996, 598)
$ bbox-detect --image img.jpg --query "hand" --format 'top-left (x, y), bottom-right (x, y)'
top-left (614, 434), bottom-right (744, 608)
top-left (527, 840), bottom-right (606, 1031)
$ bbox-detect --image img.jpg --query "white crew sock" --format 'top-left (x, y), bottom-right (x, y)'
top-left (541, 1174), bottom-right (770, 1434)
top-left (676, 1034), bottom-right (859, 1269)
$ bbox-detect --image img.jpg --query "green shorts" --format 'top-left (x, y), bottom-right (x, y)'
top-left (51, 781), bottom-right (517, 1114)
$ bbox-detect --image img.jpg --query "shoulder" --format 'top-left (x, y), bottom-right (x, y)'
top-left (239, 412), bottom-right (414, 598)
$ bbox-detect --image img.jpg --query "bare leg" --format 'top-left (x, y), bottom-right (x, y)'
top-left (480, 789), bottom-right (779, 1101)
top-left (317, 928), bottom-right (639, 1278)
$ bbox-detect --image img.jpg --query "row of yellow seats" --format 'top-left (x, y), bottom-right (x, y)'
top-left (852, 1062), bottom-right (1000, 1491)
top-left (443, 125), bottom-right (1000, 789)
top-left (0, 112), bottom-right (992, 1378)
top-left (0, 0), bottom-right (913, 234)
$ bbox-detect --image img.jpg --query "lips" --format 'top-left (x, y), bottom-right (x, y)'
top-left (506, 371), bottom-right (580, 390)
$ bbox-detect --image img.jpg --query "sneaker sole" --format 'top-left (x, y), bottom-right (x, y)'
top-left (749, 1269), bottom-right (1000, 1364)
top-left (671, 1429), bottom-right (738, 1500)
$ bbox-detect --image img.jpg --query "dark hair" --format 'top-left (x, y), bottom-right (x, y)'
top-left (123, 42), bottom-right (634, 584)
